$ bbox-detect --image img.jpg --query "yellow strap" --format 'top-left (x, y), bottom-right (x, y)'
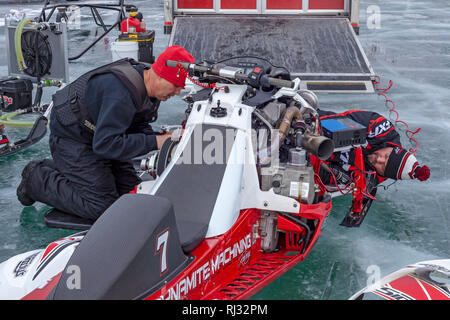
top-left (0, 112), bottom-right (37, 127)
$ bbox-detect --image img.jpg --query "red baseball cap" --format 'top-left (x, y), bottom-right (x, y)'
top-left (151, 45), bottom-right (195, 88)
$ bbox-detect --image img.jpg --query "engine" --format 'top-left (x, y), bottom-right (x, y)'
top-left (251, 90), bottom-right (334, 252)
top-left (252, 90), bottom-right (333, 202)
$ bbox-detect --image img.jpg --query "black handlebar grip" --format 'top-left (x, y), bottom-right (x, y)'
top-left (268, 77), bottom-right (295, 89)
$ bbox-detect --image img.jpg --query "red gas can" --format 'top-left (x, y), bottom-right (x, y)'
top-left (120, 14), bottom-right (146, 33)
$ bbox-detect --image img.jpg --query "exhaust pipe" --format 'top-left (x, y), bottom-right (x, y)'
top-left (278, 105), bottom-right (302, 143)
top-left (279, 104), bottom-right (334, 160)
top-left (300, 131), bottom-right (334, 161)
top-left (257, 103), bottom-right (334, 165)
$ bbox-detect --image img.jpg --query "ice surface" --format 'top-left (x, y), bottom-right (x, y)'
top-left (0, 0), bottom-right (449, 300)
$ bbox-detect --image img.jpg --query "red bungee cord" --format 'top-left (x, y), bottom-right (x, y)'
top-left (373, 76), bottom-right (421, 155)
top-left (176, 62), bottom-right (226, 91)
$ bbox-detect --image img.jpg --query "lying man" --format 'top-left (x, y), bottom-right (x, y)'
top-left (316, 109), bottom-right (430, 226)
top-left (17, 45), bottom-right (195, 221)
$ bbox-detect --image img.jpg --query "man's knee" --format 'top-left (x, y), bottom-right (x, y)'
top-left (26, 162), bottom-right (118, 220)
top-left (81, 191), bottom-right (119, 220)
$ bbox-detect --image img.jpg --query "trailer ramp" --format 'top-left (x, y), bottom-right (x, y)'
top-left (169, 15), bottom-right (375, 93)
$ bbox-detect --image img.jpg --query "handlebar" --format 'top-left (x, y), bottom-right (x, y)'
top-left (166, 60), bottom-right (294, 89)
top-left (268, 77), bottom-right (295, 89)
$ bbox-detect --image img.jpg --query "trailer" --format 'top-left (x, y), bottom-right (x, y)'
top-left (163, 0), bottom-right (375, 93)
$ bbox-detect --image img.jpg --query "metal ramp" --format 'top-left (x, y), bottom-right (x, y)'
top-left (169, 15), bottom-right (376, 93)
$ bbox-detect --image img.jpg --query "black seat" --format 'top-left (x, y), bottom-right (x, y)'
top-left (44, 208), bottom-right (94, 230)
top-left (155, 162), bottom-right (227, 252)
top-left (154, 124), bottom-right (233, 252)
top-left (52, 194), bottom-right (188, 300)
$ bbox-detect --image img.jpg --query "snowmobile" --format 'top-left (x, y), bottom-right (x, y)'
top-left (350, 260), bottom-right (450, 300)
top-left (0, 57), bottom-right (372, 300)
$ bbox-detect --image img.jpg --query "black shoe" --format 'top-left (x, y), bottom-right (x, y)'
top-left (17, 160), bottom-right (40, 206)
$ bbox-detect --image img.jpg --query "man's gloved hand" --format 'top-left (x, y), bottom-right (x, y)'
top-left (156, 133), bottom-right (173, 150)
top-left (155, 128), bottom-right (185, 149)
top-left (414, 165), bottom-right (430, 181)
top-left (170, 128), bottom-right (184, 142)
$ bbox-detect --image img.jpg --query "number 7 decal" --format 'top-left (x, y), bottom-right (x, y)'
top-left (155, 228), bottom-right (170, 276)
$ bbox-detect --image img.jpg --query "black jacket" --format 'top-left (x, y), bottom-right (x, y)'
top-left (50, 64), bottom-right (160, 160)
top-left (319, 109), bottom-right (401, 154)
top-left (318, 109), bottom-right (401, 184)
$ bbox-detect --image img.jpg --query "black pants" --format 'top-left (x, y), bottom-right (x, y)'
top-left (28, 135), bottom-right (141, 220)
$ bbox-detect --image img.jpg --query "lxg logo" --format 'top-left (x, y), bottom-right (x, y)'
top-left (368, 120), bottom-right (391, 138)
